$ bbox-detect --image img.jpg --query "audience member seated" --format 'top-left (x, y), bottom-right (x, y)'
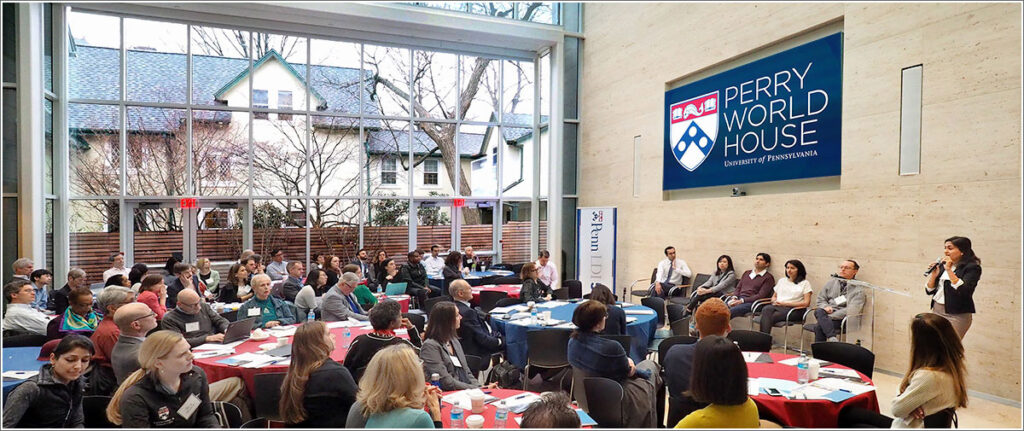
top-left (3, 279), bottom-right (51, 336)
top-left (399, 250), bottom-right (436, 306)
top-left (343, 263), bottom-right (378, 308)
top-left (423, 245), bottom-right (446, 279)
top-left (52, 287), bottom-right (100, 338)
top-left (265, 249), bottom-right (288, 281)
top-left (685, 255), bottom-right (738, 315)
top-left (195, 258), bottom-right (220, 298)
top-left (344, 299), bottom-right (422, 380)
top-left (811, 259), bottom-right (866, 342)
top-left (520, 391), bottom-right (581, 429)
top-left (462, 246), bottom-right (480, 271)
top-left (674, 335), bottom-right (759, 428)
top-left (103, 252), bottom-right (130, 285)
top-left (90, 286), bottom-right (135, 393)
top-left (649, 246), bottom-right (692, 298)
top-left (165, 262), bottom-right (202, 309)
top-left (357, 344), bottom-right (443, 428)
top-left (589, 283), bottom-right (625, 335)
top-left (295, 269), bottom-right (327, 318)
top-left (8, 257), bottom-right (34, 281)
top-left (136, 274), bottom-right (168, 320)
top-left (568, 300), bottom-right (660, 428)
top-left (128, 263), bottom-right (149, 294)
top-left (50, 267), bottom-right (87, 316)
top-left (105, 274), bottom-right (131, 288)
top-left (279, 260), bottom-right (305, 302)
top-left (322, 272), bottom-right (370, 322)
top-left (2, 335), bottom-right (93, 428)
top-left (536, 250), bottom-right (559, 290)
top-left (220, 263), bottom-right (252, 303)
top-left (106, 331), bottom-right (219, 428)
top-left (237, 274), bottom-right (297, 328)
top-left (351, 248), bottom-right (379, 291)
top-left (441, 251), bottom-right (464, 297)
top-left (28, 268), bottom-right (52, 312)
top-left (838, 313), bottom-right (968, 428)
top-left (725, 253), bottom-right (775, 317)
top-left (280, 321), bottom-right (359, 427)
top-left (519, 262), bottom-right (551, 303)
top-left (421, 302), bottom-right (496, 391)
top-left (323, 254), bottom-right (342, 290)
top-left (757, 260), bottom-right (812, 334)
top-left (371, 250), bottom-right (389, 288)
top-left (161, 289), bottom-right (231, 347)
top-left (111, 303), bottom-right (160, 384)
top-left (378, 258), bottom-right (400, 294)
top-left (450, 280), bottom-right (504, 357)
top-left (664, 298), bottom-right (732, 423)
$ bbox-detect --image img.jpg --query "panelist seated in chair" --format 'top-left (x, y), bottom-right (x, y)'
top-left (812, 260), bottom-right (866, 342)
top-left (757, 260), bottom-right (812, 334)
top-left (450, 280), bottom-right (504, 358)
top-left (649, 246), bottom-right (692, 298)
top-left (160, 289), bottom-right (231, 347)
top-left (725, 253), bottom-right (775, 317)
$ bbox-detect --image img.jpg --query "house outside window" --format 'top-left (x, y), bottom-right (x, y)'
top-left (278, 90), bottom-right (292, 121)
top-left (424, 159), bottom-right (438, 185)
top-left (254, 89), bottom-right (268, 119)
top-left (382, 156), bottom-right (397, 185)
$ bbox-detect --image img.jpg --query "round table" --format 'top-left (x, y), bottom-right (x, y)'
top-left (491, 301), bottom-right (658, 369)
top-left (470, 284), bottom-right (521, 305)
top-left (2, 346), bottom-right (48, 398)
top-left (430, 271), bottom-right (513, 288)
top-left (439, 388), bottom-right (535, 428)
top-left (748, 352), bottom-right (880, 428)
top-left (193, 324), bottom-right (410, 397)
top-left (373, 293), bottom-right (411, 312)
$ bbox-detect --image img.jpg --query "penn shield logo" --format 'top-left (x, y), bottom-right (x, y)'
top-left (669, 91), bottom-right (719, 172)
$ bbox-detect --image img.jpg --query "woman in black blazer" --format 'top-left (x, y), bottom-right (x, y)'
top-left (925, 236), bottom-right (981, 339)
top-left (441, 251), bottom-right (464, 298)
top-left (590, 283), bottom-right (626, 335)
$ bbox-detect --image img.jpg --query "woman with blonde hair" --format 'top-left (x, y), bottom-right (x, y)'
top-left (280, 321), bottom-right (358, 427)
top-left (106, 330), bottom-right (218, 427)
top-left (196, 258), bottom-right (220, 298)
top-left (357, 344), bottom-right (442, 428)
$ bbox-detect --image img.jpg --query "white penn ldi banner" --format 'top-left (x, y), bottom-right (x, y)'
top-left (576, 207), bottom-right (617, 296)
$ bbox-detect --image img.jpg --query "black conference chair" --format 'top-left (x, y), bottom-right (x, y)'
top-left (252, 372), bottom-right (287, 422)
top-left (666, 303), bottom-right (687, 324)
top-left (494, 297), bottom-right (522, 308)
top-left (478, 291), bottom-right (509, 313)
top-left (2, 332), bottom-right (48, 347)
top-left (402, 312), bottom-right (425, 334)
top-left (212, 400), bottom-right (245, 428)
top-left (657, 335), bottom-right (698, 363)
top-left (629, 268), bottom-right (658, 298)
top-left (923, 408), bottom-right (958, 428)
top-left (464, 354), bottom-right (484, 381)
top-left (524, 329), bottom-right (572, 391)
top-left (552, 288), bottom-right (569, 300)
top-left (582, 377), bottom-right (626, 427)
top-left (82, 395), bottom-right (115, 428)
top-left (492, 276), bottom-right (523, 285)
top-left (422, 296), bottom-right (450, 315)
top-left (751, 293), bottom-right (814, 353)
top-left (669, 317), bottom-right (691, 337)
top-left (641, 296), bottom-right (667, 328)
top-left (811, 341), bottom-right (875, 379)
top-left (669, 273), bottom-right (709, 306)
top-left (728, 329), bottom-right (772, 352)
top-left (563, 280), bottom-right (583, 299)
top-left (240, 417), bottom-right (269, 428)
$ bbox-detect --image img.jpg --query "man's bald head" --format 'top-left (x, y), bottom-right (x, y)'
top-left (114, 303), bottom-right (158, 335)
top-left (178, 288), bottom-right (200, 303)
top-left (450, 279), bottom-right (472, 301)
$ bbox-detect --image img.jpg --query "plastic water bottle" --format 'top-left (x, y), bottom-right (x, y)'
top-left (494, 401), bottom-right (509, 428)
top-left (342, 327), bottom-right (352, 348)
top-left (530, 307), bottom-right (538, 325)
top-left (431, 373), bottom-right (441, 389)
top-left (797, 353), bottom-right (810, 384)
top-left (450, 406), bottom-right (465, 428)
top-left (307, 309), bottom-right (316, 322)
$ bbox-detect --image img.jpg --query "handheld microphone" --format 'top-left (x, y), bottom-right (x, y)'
top-left (923, 257), bottom-right (943, 277)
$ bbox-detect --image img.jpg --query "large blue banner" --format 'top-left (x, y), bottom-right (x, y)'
top-left (664, 33), bottom-right (843, 190)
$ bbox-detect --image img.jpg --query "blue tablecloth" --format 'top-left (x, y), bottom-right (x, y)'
top-left (492, 302), bottom-right (658, 369)
top-left (2, 346), bottom-right (47, 398)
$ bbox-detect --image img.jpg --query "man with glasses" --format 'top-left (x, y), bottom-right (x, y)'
top-left (111, 302), bottom-right (160, 384)
top-left (2, 279), bottom-right (51, 336)
top-left (266, 249), bottom-right (288, 281)
top-left (161, 288), bottom-right (231, 347)
top-left (812, 259), bottom-right (866, 342)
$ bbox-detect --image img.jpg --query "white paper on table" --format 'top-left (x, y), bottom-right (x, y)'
top-left (758, 377), bottom-right (800, 393)
top-left (811, 378), bottom-right (875, 395)
top-left (554, 322), bottom-right (577, 329)
top-left (502, 392), bottom-right (542, 414)
top-left (489, 306), bottom-right (517, 315)
top-left (238, 354), bottom-right (286, 368)
top-left (742, 352), bottom-right (764, 363)
top-left (778, 357), bottom-right (831, 368)
top-left (267, 326), bottom-right (297, 337)
top-left (193, 349), bottom-right (235, 359)
top-left (440, 388), bottom-right (498, 410)
top-left (818, 367), bottom-right (861, 379)
top-left (747, 378), bottom-right (760, 396)
top-left (617, 302), bottom-right (637, 307)
top-left (2, 370), bottom-right (39, 380)
top-left (789, 383), bottom-right (833, 400)
top-left (536, 301), bottom-right (564, 309)
top-left (326, 319), bottom-right (365, 329)
top-left (625, 317), bottom-right (638, 323)
top-left (193, 339), bottom-right (246, 351)
top-left (623, 308), bottom-right (655, 315)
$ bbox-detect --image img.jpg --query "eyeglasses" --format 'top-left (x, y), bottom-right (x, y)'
top-left (133, 312), bottom-right (157, 322)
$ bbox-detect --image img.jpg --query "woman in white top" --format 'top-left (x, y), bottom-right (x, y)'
top-left (757, 259), bottom-right (812, 334)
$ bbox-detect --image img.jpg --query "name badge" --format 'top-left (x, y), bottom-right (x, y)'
top-left (177, 393), bottom-right (202, 420)
top-left (247, 307), bottom-right (261, 317)
top-left (450, 355), bottom-right (463, 368)
top-left (834, 295), bottom-right (847, 305)
top-left (185, 322), bottom-right (200, 332)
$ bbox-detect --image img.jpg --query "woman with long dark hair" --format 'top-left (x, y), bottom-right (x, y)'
top-left (925, 236), bottom-right (982, 338)
top-left (280, 321), bottom-right (358, 427)
top-left (295, 269), bottom-right (328, 318)
top-left (378, 258), bottom-right (399, 293)
top-left (674, 335), bottom-right (759, 428)
top-left (441, 251), bottom-right (463, 297)
top-left (757, 259), bottom-right (812, 334)
top-left (420, 302), bottom-right (492, 391)
top-left (323, 255), bottom-right (342, 290)
top-left (686, 255), bottom-right (738, 314)
top-left (128, 263), bottom-right (149, 293)
top-left (219, 263), bottom-right (251, 303)
top-left (371, 250), bottom-right (388, 284)
top-left (589, 283), bottom-right (626, 335)
top-left (2, 335), bottom-right (94, 427)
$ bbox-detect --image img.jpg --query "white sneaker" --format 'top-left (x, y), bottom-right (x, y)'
top-left (827, 336), bottom-right (839, 342)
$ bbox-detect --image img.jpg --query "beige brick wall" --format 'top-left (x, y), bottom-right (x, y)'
top-left (580, 3), bottom-right (1022, 400)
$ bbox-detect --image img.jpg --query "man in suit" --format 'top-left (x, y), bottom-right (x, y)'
top-left (449, 280), bottom-right (503, 358)
top-left (813, 260), bottom-right (866, 342)
top-left (350, 248), bottom-right (377, 290)
top-left (111, 303), bottom-right (159, 384)
top-left (322, 272), bottom-right (369, 322)
top-left (278, 261), bottom-right (305, 302)
top-left (398, 249), bottom-right (436, 307)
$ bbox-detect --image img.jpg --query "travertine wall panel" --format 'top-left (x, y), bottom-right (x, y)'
top-left (580, 3), bottom-right (1021, 400)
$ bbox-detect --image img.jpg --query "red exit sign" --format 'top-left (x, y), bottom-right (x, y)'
top-left (179, 198), bottom-right (198, 209)
top-left (453, 199), bottom-right (466, 208)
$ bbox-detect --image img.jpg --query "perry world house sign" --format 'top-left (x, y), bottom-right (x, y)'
top-left (663, 32), bottom-right (843, 190)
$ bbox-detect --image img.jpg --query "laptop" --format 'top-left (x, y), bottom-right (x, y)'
top-left (221, 317), bottom-right (257, 344)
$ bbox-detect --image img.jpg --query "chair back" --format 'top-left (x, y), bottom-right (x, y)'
top-left (727, 329), bottom-right (772, 352)
top-left (240, 417), bottom-right (269, 428)
top-left (641, 296), bottom-right (667, 327)
top-left (212, 400), bottom-right (245, 428)
top-left (82, 395), bottom-right (114, 428)
top-left (552, 288), bottom-right (569, 300)
top-left (525, 329), bottom-right (572, 368)
top-left (423, 296), bottom-right (449, 315)
top-left (667, 395), bottom-right (706, 428)
top-left (666, 304), bottom-right (687, 324)
top-left (669, 318), bottom-right (691, 337)
top-left (923, 408), bottom-right (957, 428)
top-left (510, 263), bottom-right (526, 275)
top-left (478, 291), bottom-right (509, 313)
top-left (811, 341), bottom-right (875, 378)
top-left (464, 354), bottom-right (484, 380)
top-left (402, 312), bottom-right (425, 334)
top-left (492, 276), bottom-right (523, 285)
top-left (649, 268), bottom-right (658, 284)
top-left (494, 297), bottom-right (522, 308)
top-left (252, 372), bottom-right (287, 421)
top-left (564, 279), bottom-right (583, 299)
top-left (385, 282), bottom-right (408, 296)
top-left (599, 334), bottom-right (632, 355)
top-left (690, 273), bottom-right (712, 291)
top-left (2, 332), bottom-right (48, 347)
top-left (570, 367), bottom-right (592, 410)
top-left (583, 377), bottom-right (625, 427)
top-left (658, 335), bottom-right (698, 362)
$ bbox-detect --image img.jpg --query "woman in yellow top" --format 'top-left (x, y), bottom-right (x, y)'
top-left (675, 335), bottom-right (760, 428)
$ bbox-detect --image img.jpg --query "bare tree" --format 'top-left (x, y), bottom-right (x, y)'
top-left (192, 29), bottom-right (301, 60)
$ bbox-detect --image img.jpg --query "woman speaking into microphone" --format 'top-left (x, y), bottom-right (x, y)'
top-left (924, 236), bottom-right (982, 339)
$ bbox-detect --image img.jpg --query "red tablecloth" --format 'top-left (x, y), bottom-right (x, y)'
top-left (373, 293), bottom-right (411, 313)
top-left (194, 324), bottom-right (409, 397)
top-left (470, 284), bottom-right (521, 305)
top-left (747, 352), bottom-right (880, 428)
top-left (439, 389), bottom-right (533, 429)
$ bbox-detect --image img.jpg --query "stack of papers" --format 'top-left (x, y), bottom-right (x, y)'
top-left (2, 370), bottom-right (39, 381)
top-left (741, 352), bottom-right (773, 363)
top-left (778, 357), bottom-right (833, 368)
top-left (501, 392), bottom-right (542, 414)
top-left (326, 319), bottom-right (369, 329)
top-left (624, 308), bottom-right (655, 315)
top-left (625, 317), bottom-right (639, 323)
top-left (536, 301), bottom-right (564, 309)
top-left (193, 339), bottom-right (246, 351)
top-left (818, 367), bottom-right (864, 380)
top-left (490, 305), bottom-right (528, 315)
top-left (616, 302), bottom-right (638, 307)
top-left (193, 349), bottom-right (235, 359)
top-left (553, 322), bottom-right (577, 329)
top-left (439, 389), bottom-right (499, 410)
top-left (811, 377), bottom-right (875, 395)
top-left (267, 326), bottom-right (298, 337)
top-left (216, 352), bottom-right (287, 368)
